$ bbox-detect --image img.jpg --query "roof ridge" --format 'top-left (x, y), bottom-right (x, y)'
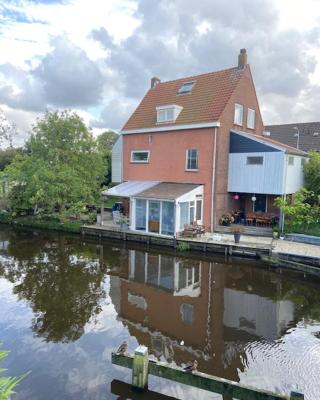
top-left (154, 65), bottom-right (242, 86)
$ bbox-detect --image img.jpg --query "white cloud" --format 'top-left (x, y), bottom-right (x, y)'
top-left (0, 0), bottom-right (320, 143)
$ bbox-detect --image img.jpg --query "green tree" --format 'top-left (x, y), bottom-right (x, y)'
top-left (275, 188), bottom-right (320, 232)
top-left (96, 130), bottom-right (118, 186)
top-left (5, 111), bottom-right (105, 217)
top-left (0, 148), bottom-right (22, 171)
top-left (304, 151), bottom-right (320, 196)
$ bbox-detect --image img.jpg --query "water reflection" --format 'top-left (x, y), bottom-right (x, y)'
top-left (0, 231), bottom-right (108, 343)
top-left (0, 228), bottom-right (319, 399)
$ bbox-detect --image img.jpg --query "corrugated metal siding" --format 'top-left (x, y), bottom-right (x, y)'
top-left (111, 135), bottom-right (123, 183)
top-left (229, 132), bottom-right (281, 153)
top-left (228, 152), bottom-right (285, 194)
top-left (285, 155), bottom-right (305, 193)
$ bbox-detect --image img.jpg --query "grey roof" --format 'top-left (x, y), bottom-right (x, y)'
top-left (135, 182), bottom-right (201, 200)
top-left (265, 122), bottom-right (320, 153)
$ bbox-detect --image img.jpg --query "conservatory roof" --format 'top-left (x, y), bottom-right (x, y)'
top-left (102, 180), bottom-right (159, 197)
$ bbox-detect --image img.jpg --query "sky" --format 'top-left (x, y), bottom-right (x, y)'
top-left (0, 0), bottom-right (320, 146)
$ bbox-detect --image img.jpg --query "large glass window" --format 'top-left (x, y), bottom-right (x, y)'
top-left (180, 202), bottom-right (189, 229)
top-left (161, 201), bottom-right (174, 235)
top-left (189, 201), bottom-right (195, 223)
top-left (148, 200), bottom-right (160, 233)
top-left (135, 199), bottom-right (147, 231)
top-left (186, 149), bottom-right (199, 170)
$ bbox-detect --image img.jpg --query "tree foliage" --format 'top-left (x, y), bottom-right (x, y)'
top-left (304, 151), bottom-right (320, 197)
top-left (96, 130), bottom-right (118, 186)
top-left (0, 148), bottom-right (22, 171)
top-left (0, 109), bottom-right (16, 149)
top-left (5, 111), bottom-right (105, 217)
top-left (275, 188), bottom-right (320, 231)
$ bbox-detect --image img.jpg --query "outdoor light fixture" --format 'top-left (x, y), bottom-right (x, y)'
top-left (251, 196), bottom-right (256, 202)
top-left (234, 194), bottom-right (239, 200)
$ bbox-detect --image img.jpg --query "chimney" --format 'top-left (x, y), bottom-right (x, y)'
top-left (238, 48), bottom-right (247, 69)
top-left (151, 76), bottom-right (161, 89)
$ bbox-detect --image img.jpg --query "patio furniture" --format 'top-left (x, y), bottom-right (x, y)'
top-left (192, 221), bottom-right (206, 236)
top-left (182, 224), bottom-right (198, 238)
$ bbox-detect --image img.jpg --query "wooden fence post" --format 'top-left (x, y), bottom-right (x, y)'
top-left (290, 392), bottom-right (304, 400)
top-left (132, 345), bottom-right (149, 390)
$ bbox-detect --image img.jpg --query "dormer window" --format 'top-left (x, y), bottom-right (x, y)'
top-left (178, 81), bottom-right (195, 95)
top-left (156, 105), bottom-right (183, 124)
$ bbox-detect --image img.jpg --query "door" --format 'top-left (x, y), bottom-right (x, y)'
top-left (254, 194), bottom-right (267, 212)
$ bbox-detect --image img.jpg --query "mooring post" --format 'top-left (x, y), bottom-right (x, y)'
top-left (132, 345), bottom-right (149, 390)
top-left (290, 392), bottom-right (304, 400)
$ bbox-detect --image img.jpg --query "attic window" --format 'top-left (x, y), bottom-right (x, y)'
top-left (178, 81), bottom-right (195, 95)
top-left (156, 105), bottom-right (183, 123)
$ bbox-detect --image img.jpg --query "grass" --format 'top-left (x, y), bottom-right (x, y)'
top-left (0, 213), bottom-right (83, 234)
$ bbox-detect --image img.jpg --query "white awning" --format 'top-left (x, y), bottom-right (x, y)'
top-left (102, 180), bottom-right (160, 197)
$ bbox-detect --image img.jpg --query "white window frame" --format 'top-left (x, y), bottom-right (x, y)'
top-left (130, 150), bottom-right (150, 163)
top-left (186, 149), bottom-right (199, 171)
top-left (234, 103), bottom-right (243, 126)
top-left (247, 108), bottom-right (255, 129)
top-left (156, 104), bottom-right (183, 124)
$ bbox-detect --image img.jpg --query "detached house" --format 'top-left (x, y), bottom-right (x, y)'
top-left (106, 49), bottom-right (307, 236)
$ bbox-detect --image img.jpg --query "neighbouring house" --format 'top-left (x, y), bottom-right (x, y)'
top-left (265, 122), bottom-right (320, 153)
top-left (106, 49), bottom-right (307, 236)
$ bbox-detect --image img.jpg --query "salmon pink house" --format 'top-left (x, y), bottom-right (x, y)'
top-left (106, 49), bottom-right (307, 236)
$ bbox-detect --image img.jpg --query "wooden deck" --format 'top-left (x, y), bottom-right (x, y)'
top-left (81, 223), bottom-right (273, 258)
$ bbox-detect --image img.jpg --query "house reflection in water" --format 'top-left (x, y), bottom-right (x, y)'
top-left (108, 249), bottom-right (295, 382)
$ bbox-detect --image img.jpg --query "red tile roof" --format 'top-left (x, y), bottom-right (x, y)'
top-left (122, 66), bottom-right (246, 131)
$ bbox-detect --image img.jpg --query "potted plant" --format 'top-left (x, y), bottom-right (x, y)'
top-left (231, 225), bottom-right (243, 243)
top-left (219, 213), bottom-right (234, 226)
top-left (272, 226), bottom-right (280, 239)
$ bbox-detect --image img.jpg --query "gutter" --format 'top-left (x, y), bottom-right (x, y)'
top-left (210, 127), bottom-right (218, 232)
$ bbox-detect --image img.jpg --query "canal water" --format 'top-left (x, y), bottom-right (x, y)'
top-left (0, 227), bottom-right (319, 400)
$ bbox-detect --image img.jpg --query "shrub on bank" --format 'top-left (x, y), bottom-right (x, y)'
top-left (0, 214), bottom-right (83, 233)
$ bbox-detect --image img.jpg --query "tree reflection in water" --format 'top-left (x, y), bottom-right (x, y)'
top-left (0, 230), bottom-right (108, 343)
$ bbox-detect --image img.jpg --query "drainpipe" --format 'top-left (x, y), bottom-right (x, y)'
top-left (210, 127), bottom-right (218, 232)
top-left (280, 153), bottom-right (288, 234)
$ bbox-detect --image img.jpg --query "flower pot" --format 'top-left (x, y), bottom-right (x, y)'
top-left (234, 233), bottom-right (241, 243)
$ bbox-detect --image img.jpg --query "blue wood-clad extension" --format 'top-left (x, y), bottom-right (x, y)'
top-left (229, 131), bottom-right (281, 153)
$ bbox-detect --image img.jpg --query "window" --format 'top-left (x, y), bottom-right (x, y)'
top-left (196, 200), bottom-right (202, 221)
top-left (234, 103), bottom-right (243, 126)
top-left (247, 108), bottom-right (255, 129)
top-left (288, 156), bottom-right (294, 166)
top-left (186, 149), bottom-right (199, 170)
top-left (131, 150), bottom-right (150, 163)
top-left (247, 156), bottom-right (263, 165)
top-left (180, 303), bottom-right (194, 325)
top-left (301, 158), bottom-right (306, 167)
top-left (157, 108), bottom-right (174, 123)
top-left (178, 81), bottom-right (195, 95)
top-left (135, 199), bottom-right (147, 231)
top-left (156, 105), bottom-right (183, 123)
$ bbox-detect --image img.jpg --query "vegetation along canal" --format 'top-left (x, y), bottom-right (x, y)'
top-left (0, 226), bottom-right (319, 399)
